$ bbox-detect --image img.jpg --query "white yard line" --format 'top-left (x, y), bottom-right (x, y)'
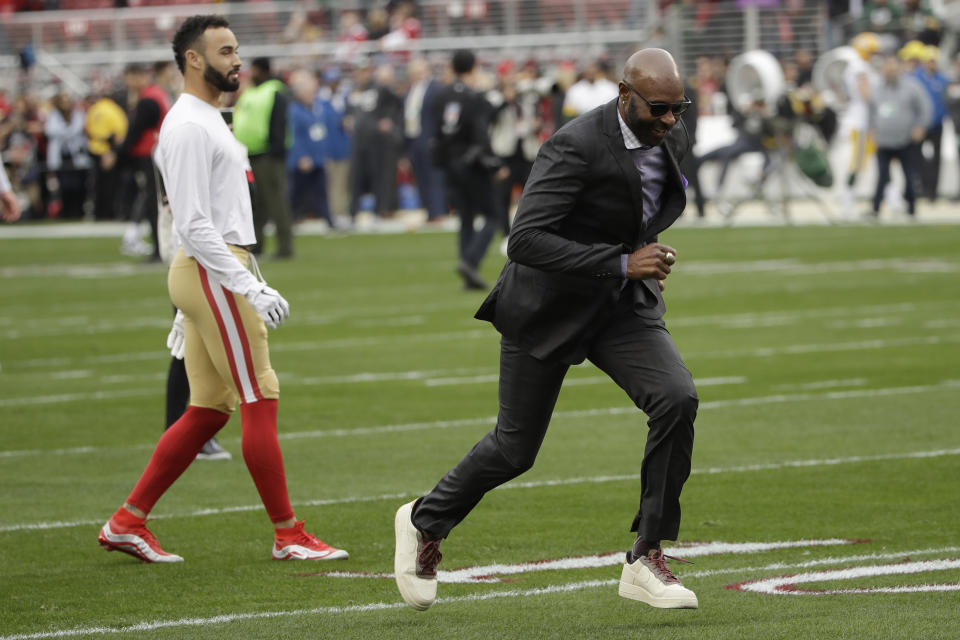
top-left (0, 388), bottom-right (160, 409)
top-left (424, 375), bottom-right (746, 388)
top-left (693, 334), bottom-right (955, 359)
top-left (3, 447), bottom-right (959, 534)
top-left (6, 298), bottom-right (959, 369)
top-left (6, 331), bottom-right (955, 374)
top-left (320, 539), bottom-right (862, 583)
top-left (0, 581), bottom-right (615, 640)
top-left (1, 379), bottom-right (957, 448)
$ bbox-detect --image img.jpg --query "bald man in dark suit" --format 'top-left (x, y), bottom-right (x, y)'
top-left (395, 49), bottom-right (700, 611)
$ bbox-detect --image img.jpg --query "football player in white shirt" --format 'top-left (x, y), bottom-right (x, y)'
top-left (840, 32), bottom-right (881, 211)
top-left (98, 14), bottom-right (347, 563)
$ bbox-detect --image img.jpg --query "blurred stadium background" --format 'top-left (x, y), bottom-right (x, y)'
top-left (2, 0), bottom-right (960, 227)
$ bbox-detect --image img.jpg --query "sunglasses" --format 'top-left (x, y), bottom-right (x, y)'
top-left (621, 80), bottom-right (692, 117)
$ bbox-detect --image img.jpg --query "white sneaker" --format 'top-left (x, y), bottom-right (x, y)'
top-left (394, 500), bottom-right (442, 611)
top-left (618, 549), bottom-right (698, 609)
top-left (195, 437), bottom-right (231, 461)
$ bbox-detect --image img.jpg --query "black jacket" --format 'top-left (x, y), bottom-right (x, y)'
top-left (430, 79), bottom-right (498, 172)
top-left (475, 98), bottom-right (689, 364)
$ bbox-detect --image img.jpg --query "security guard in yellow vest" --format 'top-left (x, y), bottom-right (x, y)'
top-left (86, 94), bottom-right (129, 220)
top-left (234, 57), bottom-right (294, 258)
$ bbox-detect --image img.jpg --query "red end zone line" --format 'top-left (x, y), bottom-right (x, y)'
top-left (726, 558), bottom-right (960, 595)
top-left (301, 539), bottom-right (867, 583)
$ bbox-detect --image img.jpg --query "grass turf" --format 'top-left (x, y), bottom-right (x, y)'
top-left (1, 223), bottom-right (958, 639)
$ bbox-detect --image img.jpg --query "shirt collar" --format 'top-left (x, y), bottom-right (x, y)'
top-left (617, 108), bottom-right (653, 151)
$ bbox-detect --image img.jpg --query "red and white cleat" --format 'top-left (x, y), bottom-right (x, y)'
top-left (98, 519), bottom-right (184, 563)
top-left (273, 521), bottom-right (348, 561)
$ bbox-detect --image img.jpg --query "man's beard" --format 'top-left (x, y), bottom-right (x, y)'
top-left (204, 63), bottom-right (239, 92)
top-left (624, 96), bottom-right (662, 147)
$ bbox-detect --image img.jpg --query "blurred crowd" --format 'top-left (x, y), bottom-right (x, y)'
top-left (1, 0), bottom-right (958, 242)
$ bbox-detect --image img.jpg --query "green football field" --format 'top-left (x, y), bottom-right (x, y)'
top-left (1, 223), bottom-right (958, 639)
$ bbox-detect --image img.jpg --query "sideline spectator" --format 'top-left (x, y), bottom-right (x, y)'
top-left (946, 54), bottom-right (960, 201)
top-left (432, 49), bottom-right (502, 290)
top-left (404, 57), bottom-right (446, 221)
top-left (44, 92), bottom-right (91, 219)
top-left (111, 61), bottom-right (177, 259)
top-left (334, 10), bottom-right (368, 66)
top-left (488, 68), bottom-right (542, 233)
top-left (839, 32), bottom-right (882, 212)
top-left (318, 66), bottom-right (352, 220)
top-left (698, 93), bottom-right (773, 207)
top-left (382, 0), bottom-right (422, 63)
top-left (679, 80), bottom-right (706, 219)
top-left (85, 90), bottom-right (127, 220)
top-left (347, 61), bottom-right (403, 220)
top-left (234, 57), bottom-right (295, 258)
top-left (0, 94), bottom-right (44, 219)
top-left (900, 0), bottom-right (942, 45)
top-left (912, 44), bottom-right (948, 201)
top-left (856, 0), bottom-right (906, 40)
top-left (868, 54), bottom-right (932, 219)
top-left (561, 58), bottom-right (618, 121)
top-left (286, 68), bottom-right (334, 227)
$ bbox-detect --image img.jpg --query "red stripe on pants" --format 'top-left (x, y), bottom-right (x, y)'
top-left (197, 263), bottom-right (248, 400)
top-left (222, 283), bottom-right (264, 401)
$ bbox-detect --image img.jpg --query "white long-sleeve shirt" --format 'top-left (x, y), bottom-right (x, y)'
top-left (155, 93), bottom-right (260, 295)
top-left (0, 162), bottom-right (11, 194)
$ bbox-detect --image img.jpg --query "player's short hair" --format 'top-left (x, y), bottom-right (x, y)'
top-left (452, 49), bottom-right (476, 75)
top-left (172, 14), bottom-right (230, 74)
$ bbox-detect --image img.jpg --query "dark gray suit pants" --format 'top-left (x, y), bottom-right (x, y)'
top-left (413, 294), bottom-right (698, 542)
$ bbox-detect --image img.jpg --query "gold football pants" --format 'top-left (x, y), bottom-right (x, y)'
top-left (168, 246), bottom-right (279, 413)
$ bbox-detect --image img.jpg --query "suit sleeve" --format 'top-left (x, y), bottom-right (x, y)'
top-left (506, 130), bottom-right (624, 278)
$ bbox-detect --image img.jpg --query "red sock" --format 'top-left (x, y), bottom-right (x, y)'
top-left (125, 406), bottom-right (230, 514)
top-left (240, 399), bottom-right (295, 524)
top-left (111, 506), bottom-right (144, 527)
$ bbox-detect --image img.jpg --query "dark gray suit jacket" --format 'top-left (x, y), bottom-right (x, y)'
top-left (475, 98), bottom-right (690, 364)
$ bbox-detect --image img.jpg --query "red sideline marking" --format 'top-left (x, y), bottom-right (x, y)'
top-left (725, 557), bottom-right (960, 595)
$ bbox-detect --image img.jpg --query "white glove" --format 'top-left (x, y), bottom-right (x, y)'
top-left (244, 284), bottom-right (290, 330)
top-left (166, 309), bottom-right (185, 359)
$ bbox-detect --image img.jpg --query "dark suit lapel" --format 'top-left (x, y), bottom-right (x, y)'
top-left (601, 100), bottom-right (644, 245)
top-left (645, 133), bottom-right (688, 239)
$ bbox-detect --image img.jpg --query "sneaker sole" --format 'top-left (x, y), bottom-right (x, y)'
top-left (618, 580), bottom-right (698, 608)
top-left (618, 563), bottom-right (698, 609)
top-left (394, 501), bottom-right (436, 611)
top-left (272, 546), bottom-right (349, 561)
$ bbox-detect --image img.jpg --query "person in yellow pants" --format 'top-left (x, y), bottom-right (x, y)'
top-left (97, 14), bottom-right (347, 564)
